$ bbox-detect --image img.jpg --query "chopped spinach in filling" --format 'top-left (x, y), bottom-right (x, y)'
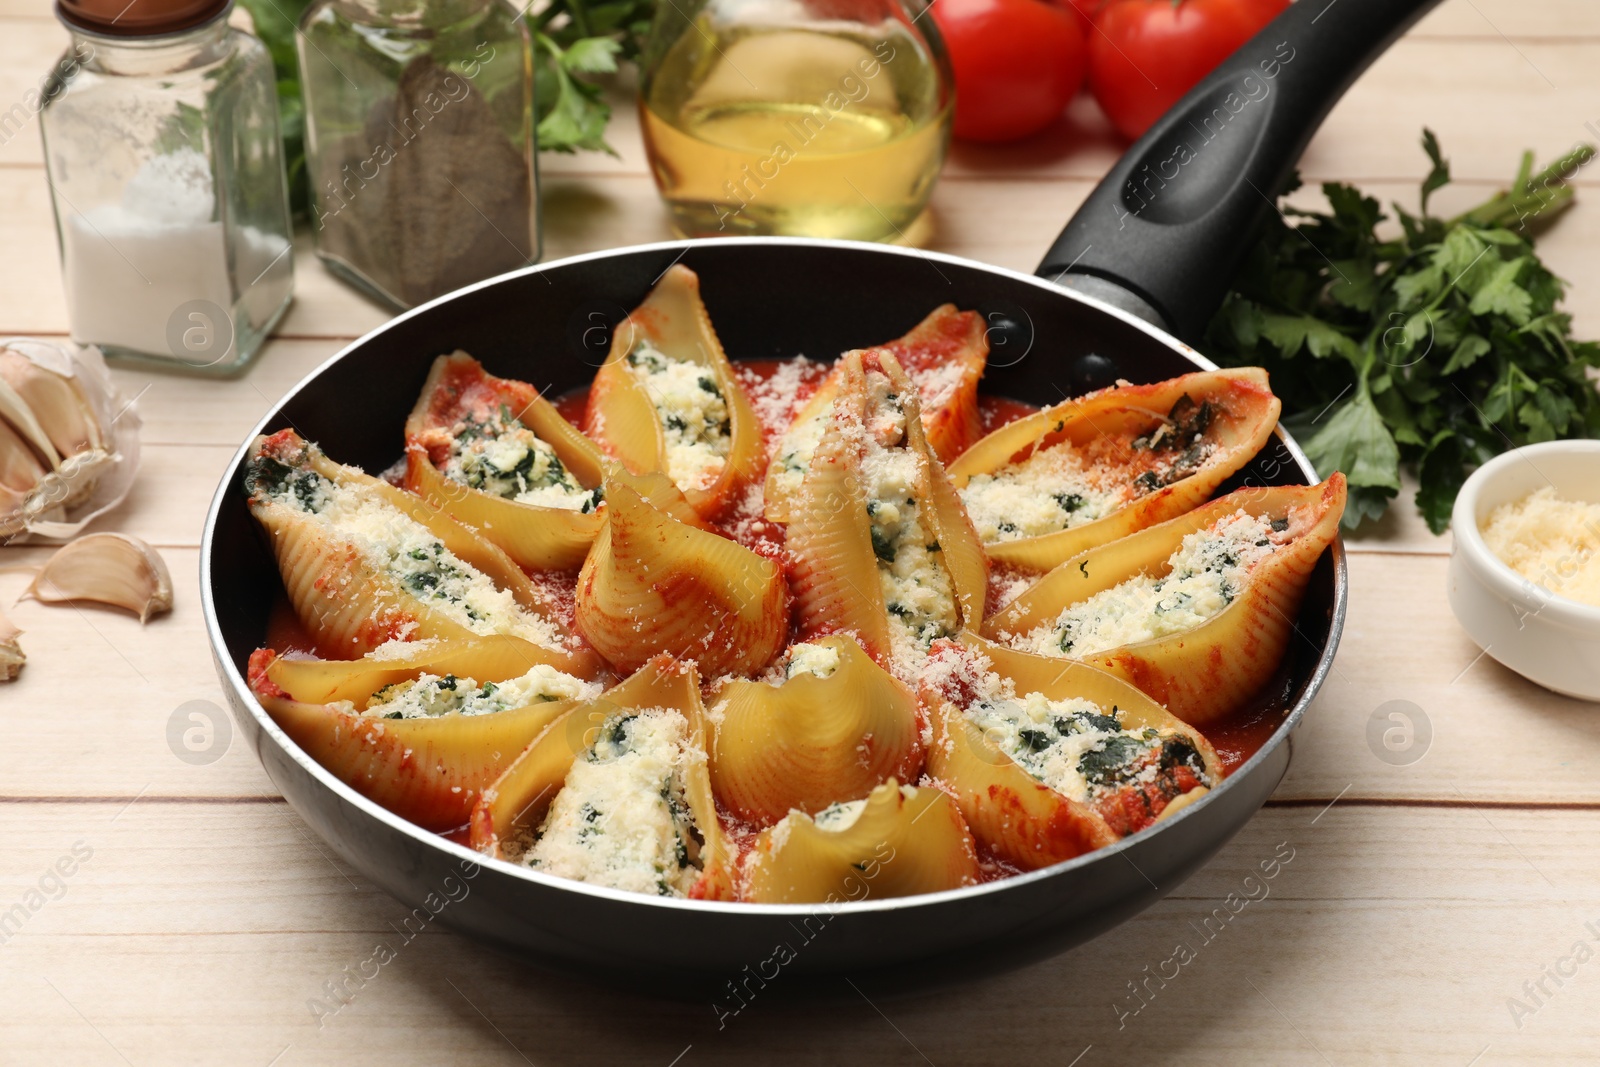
top-left (626, 341), bottom-right (732, 491)
top-left (969, 690), bottom-right (1210, 808)
top-left (363, 663), bottom-right (595, 719)
top-left (526, 709), bottom-right (705, 898)
top-left (1009, 509), bottom-right (1284, 659)
top-left (861, 375), bottom-right (959, 664)
top-left (443, 404), bottom-right (598, 511)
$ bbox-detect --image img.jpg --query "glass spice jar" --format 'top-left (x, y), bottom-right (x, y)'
top-left (297, 0), bottom-right (540, 310)
top-left (638, 0), bottom-right (952, 242)
top-left (40, 0), bottom-right (296, 376)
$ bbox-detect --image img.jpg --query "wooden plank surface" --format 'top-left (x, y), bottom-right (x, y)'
top-left (4, 0), bottom-right (1600, 1062)
top-left (1, 803), bottom-right (1596, 1066)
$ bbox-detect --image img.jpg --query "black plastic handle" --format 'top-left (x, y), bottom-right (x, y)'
top-left (1038, 0), bottom-right (1444, 341)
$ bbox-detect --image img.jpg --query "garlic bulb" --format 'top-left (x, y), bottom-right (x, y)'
top-left (0, 339), bottom-right (141, 540)
top-left (0, 605), bottom-right (21, 681)
top-left (26, 533), bottom-right (173, 623)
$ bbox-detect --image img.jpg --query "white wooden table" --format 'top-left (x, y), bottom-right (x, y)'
top-left (3, 2), bottom-right (1599, 1063)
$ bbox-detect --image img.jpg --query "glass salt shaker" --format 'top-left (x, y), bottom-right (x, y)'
top-left (40, 0), bottom-right (295, 376)
top-left (638, 0), bottom-right (952, 241)
top-left (297, 0), bottom-right (540, 310)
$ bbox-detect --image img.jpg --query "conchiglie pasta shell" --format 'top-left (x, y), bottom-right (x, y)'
top-left (248, 649), bottom-right (579, 831)
top-left (950, 368), bottom-right (1282, 572)
top-left (786, 352), bottom-right (987, 665)
top-left (404, 450), bottom-right (602, 572)
top-left (469, 656), bottom-right (736, 900)
top-left (576, 469), bottom-right (787, 675)
top-left (876, 304), bottom-right (988, 462)
top-left (982, 475), bottom-right (1347, 725)
top-left (246, 432), bottom-right (600, 678)
top-left (708, 635), bottom-right (922, 827)
top-left (741, 780), bottom-right (980, 904)
top-left (923, 633), bottom-right (1221, 870)
top-left (763, 305), bottom-right (987, 523)
top-left (584, 265), bottom-right (761, 519)
top-left (265, 634), bottom-right (571, 706)
top-left (403, 352), bottom-right (604, 571)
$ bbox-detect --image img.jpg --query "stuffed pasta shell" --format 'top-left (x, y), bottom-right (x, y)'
top-left (708, 635), bottom-right (922, 827)
top-left (984, 475), bottom-right (1347, 725)
top-left (765, 305), bottom-right (987, 522)
top-left (404, 351), bottom-right (605, 571)
top-left (923, 636), bottom-right (1220, 869)
top-left (575, 466), bottom-right (788, 675)
top-left (741, 780), bottom-right (980, 903)
top-left (786, 350), bottom-right (988, 675)
top-left (243, 429), bottom-right (599, 678)
top-left (584, 265), bottom-right (761, 519)
top-left (247, 639), bottom-right (599, 830)
top-left (949, 368), bottom-right (1282, 572)
top-left (470, 656), bottom-right (736, 900)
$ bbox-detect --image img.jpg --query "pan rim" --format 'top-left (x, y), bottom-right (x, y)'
top-left (201, 235), bottom-right (1348, 918)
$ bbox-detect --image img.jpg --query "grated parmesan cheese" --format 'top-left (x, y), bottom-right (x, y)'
top-left (262, 466), bottom-right (565, 651)
top-left (959, 393), bottom-right (1221, 544)
top-left (1482, 486), bottom-right (1600, 607)
top-left (1007, 509), bottom-right (1286, 659)
top-left (943, 650), bottom-right (1212, 805)
top-left (525, 708), bottom-right (706, 897)
top-left (858, 371), bottom-right (959, 673)
top-left (441, 404), bottom-right (599, 512)
top-left (627, 341), bottom-right (731, 491)
top-left (959, 445), bottom-right (1122, 542)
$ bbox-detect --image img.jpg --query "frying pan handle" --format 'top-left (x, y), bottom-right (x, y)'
top-left (1037, 0), bottom-right (1445, 340)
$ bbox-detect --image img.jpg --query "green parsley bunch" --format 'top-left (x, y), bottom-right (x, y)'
top-left (1207, 131), bottom-right (1600, 532)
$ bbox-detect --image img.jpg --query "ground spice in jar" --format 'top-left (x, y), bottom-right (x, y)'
top-left (313, 57), bottom-right (534, 308)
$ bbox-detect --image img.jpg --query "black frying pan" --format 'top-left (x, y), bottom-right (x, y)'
top-left (202, 0), bottom-right (1438, 994)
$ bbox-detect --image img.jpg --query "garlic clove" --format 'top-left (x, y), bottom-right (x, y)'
top-left (0, 416), bottom-right (46, 494)
top-left (26, 532), bottom-right (173, 623)
top-left (0, 375), bottom-right (61, 470)
top-left (0, 350), bottom-right (104, 458)
top-left (0, 605), bottom-right (22, 681)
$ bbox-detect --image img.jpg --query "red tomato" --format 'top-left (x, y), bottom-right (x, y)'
top-left (933, 0), bottom-right (1086, 143)
top-left (1051, 0), bottom-right (1105, 33)
top-left (1088, 0), bottom-right (1289, 140)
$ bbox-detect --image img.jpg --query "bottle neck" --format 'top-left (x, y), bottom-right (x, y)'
top-left (69, 16), bottom-right (231, 76)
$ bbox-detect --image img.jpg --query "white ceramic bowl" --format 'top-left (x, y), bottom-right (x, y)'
top-left (1448, 439), bottom-right (1600, 701)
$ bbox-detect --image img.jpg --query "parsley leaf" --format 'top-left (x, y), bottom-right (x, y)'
top-left (1207, 131), bottom-right (1600, 533)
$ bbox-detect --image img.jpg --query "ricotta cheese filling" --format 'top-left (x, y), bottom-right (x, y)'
top-left (259, 464), bottom-right (564, 650)
top-left (959, 394), bottom-right (1220, 544)
top-left (768, 406), bottom-right (828, 503)
top-left (808, 783), bottom-right (916, 832)
top-left (784, 641), bottom-right (842, 679)
top-left (441, 404), bottom-right (600, 512)
top-left (967, 688), bottom-right (1210, 804)
top-left (526, 708), bottom-right (706, 898)
top-left (627, 341), bottom-right (732, 492)
top-left (1010, 509), bottom-right (1287, 659)
top-left (959, 444), bottom-right (1122, 543)
top-left (361, 664), bottom-right (599, 719)
top-left (860, 373), bottom-right (959, 667)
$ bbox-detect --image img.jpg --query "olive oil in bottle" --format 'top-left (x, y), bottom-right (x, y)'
top-left (640, 19), bottom-right (951, 242)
